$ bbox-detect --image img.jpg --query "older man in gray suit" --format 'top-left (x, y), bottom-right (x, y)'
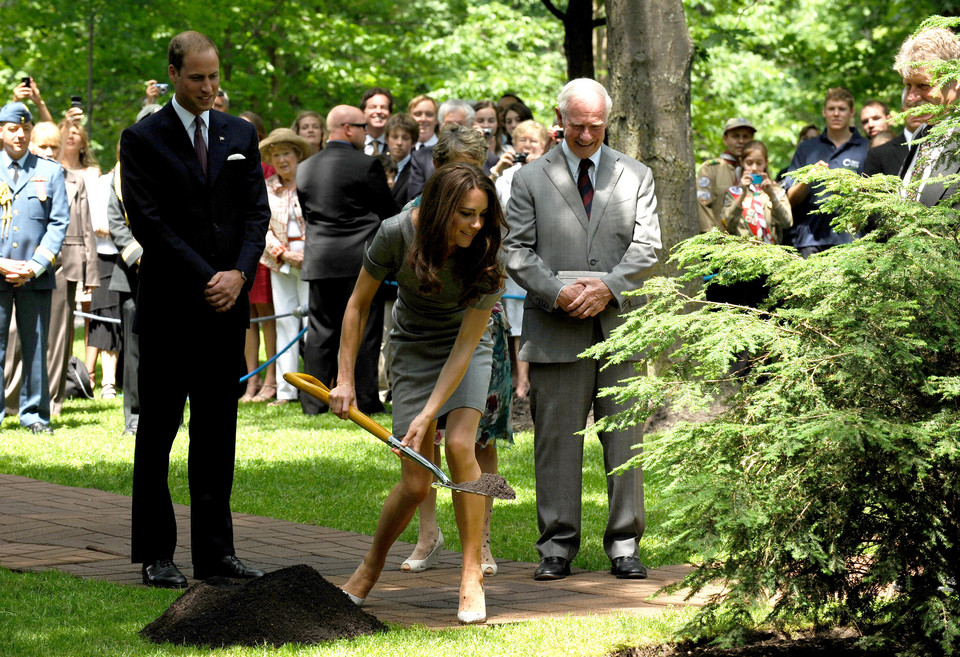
top-left (504, 78), bottom-right (661, 581)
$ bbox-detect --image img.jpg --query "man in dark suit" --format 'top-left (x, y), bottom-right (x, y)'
top-left (297, 105), bottom-right (398, 414)
top-left (504, 79), bottom-right (661, 581)
top-left (863, 92), bottom-right (926, 178)
top-left (120, 31), bottom-right (269, 588)
top-left (384, 113), bottom-right (418, 207)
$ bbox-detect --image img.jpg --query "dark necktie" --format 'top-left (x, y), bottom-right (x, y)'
top-left (11, 161), bottom-right (20, 185)
top-left (578, 158), bottom-right (594, 219)
top-left (900, 124), bottom-right (929, 180)
top-left (194, 116), bottom-right (207, 177)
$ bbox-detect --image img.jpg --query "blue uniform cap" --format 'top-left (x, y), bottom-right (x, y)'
top-left (0, 102), bottom-right (33, 125)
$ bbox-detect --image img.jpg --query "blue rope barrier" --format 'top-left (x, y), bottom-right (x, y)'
top-left (383, 278), bottom-right (527, 300)
top-left (240, 325), bottom-right (308, 383)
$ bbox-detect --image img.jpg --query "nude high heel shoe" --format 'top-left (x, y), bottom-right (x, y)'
top-left (400, 528), bottom-right (444, 572)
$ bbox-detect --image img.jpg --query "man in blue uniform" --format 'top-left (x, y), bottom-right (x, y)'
top-left (0, 102), bottom-right (67, 434)
top-left (783, 87), bottom-right (868, 256)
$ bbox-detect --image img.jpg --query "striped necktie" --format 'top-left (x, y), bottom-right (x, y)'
top-left (578, 158), bottom-right (594, 219)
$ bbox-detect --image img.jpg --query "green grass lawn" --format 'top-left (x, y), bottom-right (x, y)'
top-left (0, 566), bottom-right (695, 657)
top-left (0, 328), bottom-right (694, 655)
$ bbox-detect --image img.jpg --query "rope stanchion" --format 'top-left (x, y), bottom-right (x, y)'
top-left (250, 305), bottom-right (309, 324)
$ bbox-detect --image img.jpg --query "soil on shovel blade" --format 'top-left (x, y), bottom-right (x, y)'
top-left (141, 565), bottom-right (386, 648)
top-left (454, 473), bottom-right (516, 499)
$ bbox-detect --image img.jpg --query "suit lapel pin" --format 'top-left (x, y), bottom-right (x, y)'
top-left (219, 135), bottom-right (225, 142)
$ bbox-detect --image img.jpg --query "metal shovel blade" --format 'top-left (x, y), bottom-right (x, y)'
top-left (283, 372), bottom-right (515, 500)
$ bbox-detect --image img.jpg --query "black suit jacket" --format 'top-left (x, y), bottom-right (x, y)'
top-left (120, 103), bottom-right (269, 334)
top-left (391, 162), bottom-right (412, 207)
top-left (863, 132), bottom-right (909, 177)
top-left (296, 140), bottom-right (399, 280)
top-left (406, 144), bottom-right (435, 203)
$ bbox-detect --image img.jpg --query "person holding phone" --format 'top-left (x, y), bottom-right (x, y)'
top-left (717, 139), bottom-right (792, 309)
top-left (721, 140), bottom-right (792, 245)
top-left (11, 77), bottom-right (53, 124)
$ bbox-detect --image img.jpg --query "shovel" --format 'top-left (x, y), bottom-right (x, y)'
top-left (283, 372), bottom-right (515, 500)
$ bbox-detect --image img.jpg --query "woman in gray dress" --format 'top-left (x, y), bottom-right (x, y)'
top-left (329, 163), bottom-right (504, 624)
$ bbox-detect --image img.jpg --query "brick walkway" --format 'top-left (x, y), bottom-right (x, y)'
top-left (0, 473), bottom-right (715, 628)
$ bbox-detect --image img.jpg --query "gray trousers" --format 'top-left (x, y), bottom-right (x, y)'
top-left (529, 356), bottom-right (645, 563)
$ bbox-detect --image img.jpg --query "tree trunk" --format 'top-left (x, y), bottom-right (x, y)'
top-left (606, 0), bottom-right (698, 280)
top-left (564, 0), bottom-right (596, 80)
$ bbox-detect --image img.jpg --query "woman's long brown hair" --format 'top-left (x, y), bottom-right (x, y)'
top-left (408, 163), bottom-right (505, 305)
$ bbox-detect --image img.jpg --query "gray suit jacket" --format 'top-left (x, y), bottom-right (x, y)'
top-left (504, 144), bottom-right (661, 363)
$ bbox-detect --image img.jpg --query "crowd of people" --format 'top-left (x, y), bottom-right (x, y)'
top-left (2, 22), bottom-right (956, 624)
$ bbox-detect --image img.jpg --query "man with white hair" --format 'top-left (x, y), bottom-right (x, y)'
top-left (894, 26), bottom-right (960, 204)
top-left (504, 78), bottom-right (662, 581)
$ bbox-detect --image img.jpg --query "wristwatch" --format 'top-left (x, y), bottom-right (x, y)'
top-left (239, 270), bottom-right (248, 282)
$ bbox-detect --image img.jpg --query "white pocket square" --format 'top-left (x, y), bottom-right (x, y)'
top-left (227, 153), bottom-right (246, 161)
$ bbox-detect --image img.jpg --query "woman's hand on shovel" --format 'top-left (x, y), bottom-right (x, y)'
top-left (328, 383), bottom-right (356, 420)
top-left (396, 412), bottom-right (432, 457)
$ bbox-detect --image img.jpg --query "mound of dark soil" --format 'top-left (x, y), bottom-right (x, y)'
top-left (141, 564), bottom-right (386, 648)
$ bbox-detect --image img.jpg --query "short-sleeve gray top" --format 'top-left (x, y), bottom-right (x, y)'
top-left (363, 210), bottom-right (502, 435)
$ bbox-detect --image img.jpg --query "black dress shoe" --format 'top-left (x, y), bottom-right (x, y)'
top-left (534, 556), bottom-right (571, 581)
top-left (610, 556), bottom-right (648, 579)
top-left (142, 559), bottom-right (187, 588)
top-left (193, 554), bottom-right (265, 580)
top-left (26, 422), bottom-right (54, 435)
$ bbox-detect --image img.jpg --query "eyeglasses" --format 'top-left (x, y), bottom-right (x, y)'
top-left (342, 122), bottom-right (368, 130)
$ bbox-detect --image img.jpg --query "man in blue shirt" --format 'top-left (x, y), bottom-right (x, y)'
top-left (0, 102), bottom-right (68, 434)
top-left (784, 87), bottom-right (869, 256)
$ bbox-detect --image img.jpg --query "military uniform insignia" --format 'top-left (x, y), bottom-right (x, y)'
top-left (31, 177), bottom-right (47, 202)
top-left (699, 176), bottom-right (711, 188)
top-left (0, 182), bottom-right (12, 239)
top-left (697, 190), bottom-right (712, 203)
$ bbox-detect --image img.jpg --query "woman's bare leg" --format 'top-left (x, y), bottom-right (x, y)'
top-left (444, 408), bottom-right (485, 619)
top-left (475, 443), bottom-right (497, 568)
top-left (256, 302), bottom-right (277, 389)
top-left (343, 420), bottom-right (438, 599)
top-left (403, 442), bottom-right (442, 565)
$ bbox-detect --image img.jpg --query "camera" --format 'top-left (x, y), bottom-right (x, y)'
top-left (551, 127), bottom-right (564, 140)
top-left (750, 173), bottom-right (762, 185)
top-left (481, 128), bottom-right (493, 138)
top-left (70, 95), bottom-right (83, 109)
top-left (514, 152), bottom-right (528, 164)
top-left (155, 83), bottom-right (169, 94)
top-left (21, 76), bottom-right (32, 86)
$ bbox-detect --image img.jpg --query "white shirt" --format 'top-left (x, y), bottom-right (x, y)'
top-left (560, 140), bottom-right (601, 187)
top-left (395, 153), bottom-right (412, 177)
top-left (416, 133), bottom-right (438, 150)
top-left (171, 95), bottom-right (209, 148)
top-left (364, 134), bottom-right (387, 156)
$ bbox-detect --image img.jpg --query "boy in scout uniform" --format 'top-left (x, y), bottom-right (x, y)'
top-left (0, 102), bottom-right (68, 434)
top-left (697, 117), bottom-right (756, 232)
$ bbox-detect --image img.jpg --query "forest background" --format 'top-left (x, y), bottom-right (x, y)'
top-left (2, 0), bottom-right (955, 174)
